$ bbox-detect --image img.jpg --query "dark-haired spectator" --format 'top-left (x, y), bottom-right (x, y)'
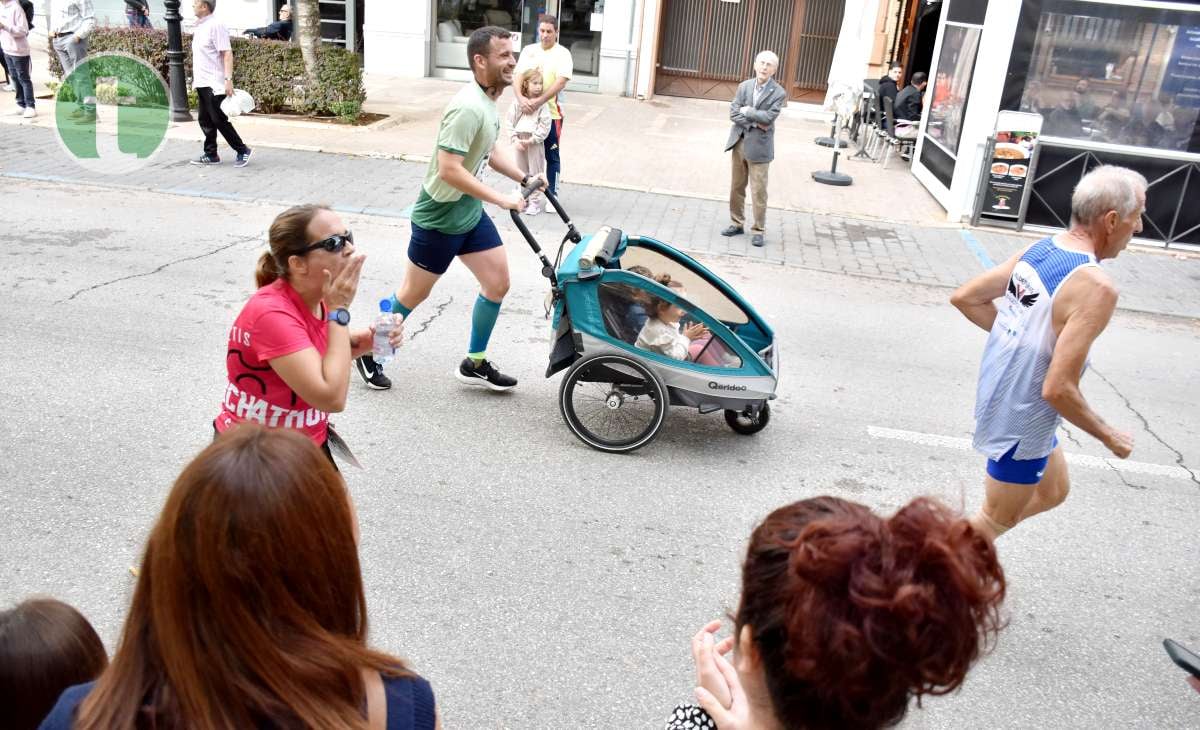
top-left (894, 71), bottom-right (928, 140)
top-left (244, 3), bottom-right (292, 41)
top-left (0, 598), bottom-right (107, 730)
top-left (669, 496), bottom-right (1005, 730)
top-left (215, 204), bottom-right (401, 464)
top-left (515, 14), bottom-right (572, 195)
top-left (39, 425), bottom-right (439, 729)
top-left (877, 62), bottom-right (902, 111)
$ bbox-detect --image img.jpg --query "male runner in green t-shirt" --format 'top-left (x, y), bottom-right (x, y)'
top-left (355, 26), bottom-right (545, 391)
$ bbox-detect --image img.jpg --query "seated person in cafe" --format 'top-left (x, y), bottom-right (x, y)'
top-left (894, 71), bottom-right (927, 139)
top-left (1045, 93), bottom-right (1083, 138)
top-left (244, 3), bottom-right (293, 40)
top-left (877, 63), bottom-right (902, 110)
top-left (1074, 77), bottom-right (1097, 120)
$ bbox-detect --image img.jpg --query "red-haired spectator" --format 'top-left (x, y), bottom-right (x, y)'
top-left (671, 496), bottom-right (1006, 729)
top-left (0, 598), bottom-right (107, 730)
top-left (39, 425), bottom-right (438, 729)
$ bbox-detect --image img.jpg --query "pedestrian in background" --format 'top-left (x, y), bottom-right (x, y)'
top-left (0, 597), bottom-right (108, 730)
top-left (514, 14), bottom-right (572, 195)
top-left (38, 425), bottom-right (438, 729)
top-left (721, 50), bottom-right (785, 248)
top-left (0, 0), bottom-right (34, 119)
top-left (123, 0), bottom-right (150, 28)
top-left (189, 0), bottom-right (253, 167)
top-left (47, 0), bottom-right (96, 122)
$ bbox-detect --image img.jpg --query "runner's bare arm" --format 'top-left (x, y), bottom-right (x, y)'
top-left (436, 149), bottom-right (521, 210)
top-left (950, 247), bottom-right (1027, 331)
top-left (1042, 275), bottom-right (1132, 457)
top-left (487, 138), bottom-right (528, 183)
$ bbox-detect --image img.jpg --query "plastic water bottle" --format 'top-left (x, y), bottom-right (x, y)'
top-left (372, 299), bottom-right (397, 365)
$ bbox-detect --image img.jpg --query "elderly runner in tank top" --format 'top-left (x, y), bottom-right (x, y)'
top-left (950, 165), bottom-right (1146, 541)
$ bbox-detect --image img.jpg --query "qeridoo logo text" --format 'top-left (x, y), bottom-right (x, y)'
top-left (708, 382), bottom-right (748, 391)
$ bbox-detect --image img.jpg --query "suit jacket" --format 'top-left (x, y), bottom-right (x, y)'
top-left (725, 77), bottom-right (787, 163)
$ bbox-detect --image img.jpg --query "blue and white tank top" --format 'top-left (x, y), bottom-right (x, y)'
top-left (973, 238), bottom-right (1099, 460)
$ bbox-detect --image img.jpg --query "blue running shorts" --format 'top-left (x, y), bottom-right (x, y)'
top-left (986, 437), bottom-right (1059, 485)
top-left (408, 214), bottom-right (502, 275)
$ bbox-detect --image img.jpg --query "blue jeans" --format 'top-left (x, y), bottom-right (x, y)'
top-left (3, 54), bottom-right (33, 109)
top-left (544, 115), bottom-right (562, 194)
top-left (126, 11), bottom-right (152, 28)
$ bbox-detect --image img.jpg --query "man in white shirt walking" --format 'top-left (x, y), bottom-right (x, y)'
top-left (189, 0), bottom-right (252, 167)
top-left (514, 14), bottom-right (572, 194)
top-left (47, 0), bottom-right (95, 121)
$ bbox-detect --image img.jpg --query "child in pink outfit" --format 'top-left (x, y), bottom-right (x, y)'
top-left (508, 68), bottom-right (552, 215)
top-left (0, 0), bottom-right (34, 118)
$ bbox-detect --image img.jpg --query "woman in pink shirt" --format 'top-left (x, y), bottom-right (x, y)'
top-left (215, 204), bottom-right (404, 464)
top-left (0, 0), bottom-right (34, 119)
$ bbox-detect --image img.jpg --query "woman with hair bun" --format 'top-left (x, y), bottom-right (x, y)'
top-left (671, 496), bottom-right (1006, 730)
top-left (215, 205), bottom-right (404, 463)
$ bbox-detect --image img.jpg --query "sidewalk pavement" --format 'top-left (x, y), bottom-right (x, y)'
top-left (4, 38), bottom-right (1198, 321)
top-left (11, 34), bottom-right (945, 225)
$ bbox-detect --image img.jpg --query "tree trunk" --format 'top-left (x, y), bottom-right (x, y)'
top-left (295, 0), bottom-right (321, 84)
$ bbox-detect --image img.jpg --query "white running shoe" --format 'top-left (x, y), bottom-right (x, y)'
top-left (22, 108), bottom-right (36, 119)
top-left (2, 83), bottom-right (14, 92)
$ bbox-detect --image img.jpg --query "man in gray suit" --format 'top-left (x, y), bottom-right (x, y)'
top-left (722, 50), bottom-right (786, 247)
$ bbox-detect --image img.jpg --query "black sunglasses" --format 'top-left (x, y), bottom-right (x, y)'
top-left (300, 230), bottom-right (354, 255)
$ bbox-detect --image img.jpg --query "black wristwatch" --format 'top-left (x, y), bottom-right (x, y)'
top-left (521, 174), bottom-right (531, 187)
top-left (327, 308), bottom-right (350, 326)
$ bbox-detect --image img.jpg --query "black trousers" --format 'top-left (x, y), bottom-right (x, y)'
top-left (196, 87), bottom-right (248, 158)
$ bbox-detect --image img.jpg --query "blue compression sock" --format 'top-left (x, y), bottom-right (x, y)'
top-left (389, 294), bottom-right (413, 319)
top-left (467, 294), bottom-right (502, 362)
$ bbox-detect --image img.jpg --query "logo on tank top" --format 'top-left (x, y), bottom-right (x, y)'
top-left (1007, 275), bottom-right (1040, 308)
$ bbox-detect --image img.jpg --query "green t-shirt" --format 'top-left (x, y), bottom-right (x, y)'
top-left (411, 82), bottom-right (500, 234)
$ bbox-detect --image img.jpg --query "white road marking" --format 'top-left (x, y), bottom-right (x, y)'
top-left (867, 426), bottom-right (1194, 480)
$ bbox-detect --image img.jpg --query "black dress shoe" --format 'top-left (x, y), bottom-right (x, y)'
top-left (751, 233), bottom-right (765, 247)
top-left (720, 225), bottom-right (744, 237)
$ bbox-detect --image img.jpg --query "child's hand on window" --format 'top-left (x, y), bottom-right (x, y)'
top-left (683, 322), bottom-right (709, 340)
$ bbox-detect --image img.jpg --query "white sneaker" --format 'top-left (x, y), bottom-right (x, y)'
top-left (22, 108), bottom-right (37, 119)
top-left (2, 83), bottom-right (14, 92)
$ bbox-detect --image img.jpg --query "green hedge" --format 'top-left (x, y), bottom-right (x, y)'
top-left (48, 27), bottom-right (365, 117)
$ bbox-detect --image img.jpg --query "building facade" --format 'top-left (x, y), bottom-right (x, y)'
top-left (39, 1), bottom-right (927, 106)
top-left (908, 0), bottom-right (1200, 247)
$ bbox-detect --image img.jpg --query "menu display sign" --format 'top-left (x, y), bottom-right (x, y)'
top-left (981, 112), bottom-right (1042, 221)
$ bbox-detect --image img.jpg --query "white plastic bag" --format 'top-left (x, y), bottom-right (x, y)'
top-left (220, 89), bottom-right (256, 117)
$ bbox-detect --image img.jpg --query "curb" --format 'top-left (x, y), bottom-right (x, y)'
top-left (6, 172), bottom-right (1196, 323)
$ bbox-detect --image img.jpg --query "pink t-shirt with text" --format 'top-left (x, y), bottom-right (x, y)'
top-left (216, 279), bottom-right (329, 445)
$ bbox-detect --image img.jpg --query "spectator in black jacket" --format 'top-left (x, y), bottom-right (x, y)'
top-left (124, 0), bottom-right (151, 28)
top-left (244, 3), bottom-right (293, 41)
top-left (877, 63), bottom-right (902, 111)
top-left (895, 71), bottom-right (927, 122)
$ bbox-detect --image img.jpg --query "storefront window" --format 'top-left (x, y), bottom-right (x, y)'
top-left (435, 0), bottom-right (522, 70)
top-left (925, 24), bottom-right (982, 157)
top-left (1012, 1), bottom-right (1200, 152)
top-left (555, 0), bottom-right (602, 77)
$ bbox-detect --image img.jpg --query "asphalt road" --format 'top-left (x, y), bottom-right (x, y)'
top-left (2, 180), bottom-right (1198, 728)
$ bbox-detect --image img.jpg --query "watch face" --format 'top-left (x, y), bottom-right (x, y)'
top-left (331, 308), bottom-right (350, 325)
